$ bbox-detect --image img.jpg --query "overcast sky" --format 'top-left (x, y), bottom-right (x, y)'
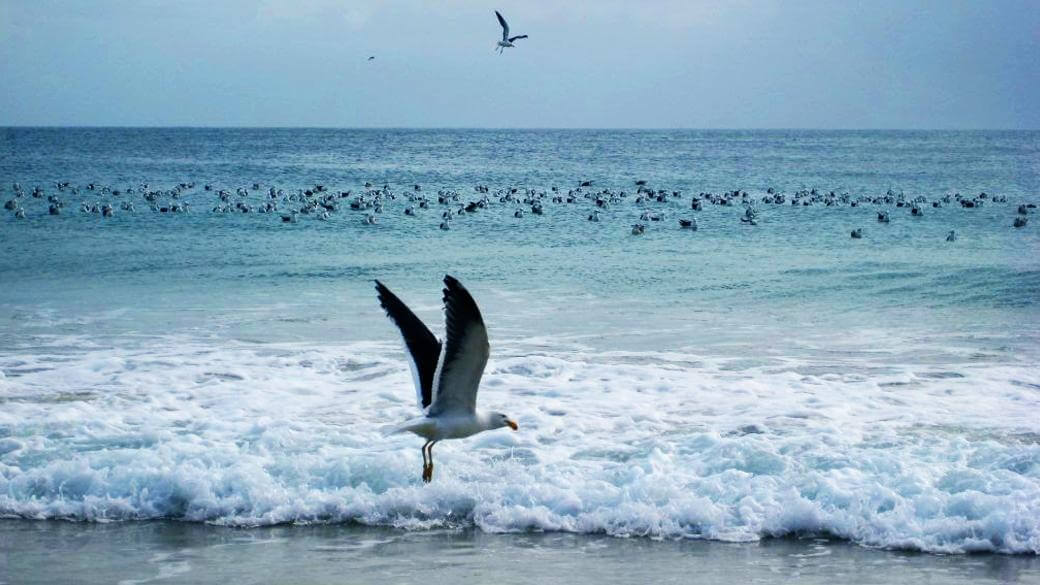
top-left (1, 0), bottom-right (1037, 128)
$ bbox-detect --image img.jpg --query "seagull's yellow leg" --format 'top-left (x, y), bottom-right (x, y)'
top-left (421, 441), bottom-right (432, 483)
top-left (424, 441), bottom-right (437, 484)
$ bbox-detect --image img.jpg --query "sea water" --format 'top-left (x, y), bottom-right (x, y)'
top-left (0, 128), bottom-right (1038, 557)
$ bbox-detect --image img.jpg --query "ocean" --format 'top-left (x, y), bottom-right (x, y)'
top-left (1, 128), bottom-right (1038, 583)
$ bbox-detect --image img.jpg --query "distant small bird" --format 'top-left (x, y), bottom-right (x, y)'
top-left (850, 228), bottom-right (863, 239)
top-left (1014, 217), bottom-right (1028, 228)
top-left (679, 218), bottom-right (697, 230)
top-left (946, 230), bottom-right (957, 241)
top-left (368, 56), bottom-right (375, 61)
top-left (495, 10), bottom-right (528, 54)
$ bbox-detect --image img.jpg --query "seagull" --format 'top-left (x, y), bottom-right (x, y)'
top-left (376, 275), bottom-right (518, 483)
top-left (368, 56), bottom-right (375, 61)
top-left (495, 10), bottom-right (528, 54)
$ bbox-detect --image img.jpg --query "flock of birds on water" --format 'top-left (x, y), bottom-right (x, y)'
top-left (2, 178), bottom-right (1033, 240)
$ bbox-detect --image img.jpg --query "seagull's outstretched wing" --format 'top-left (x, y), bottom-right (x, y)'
top-left (496, 10), bottom-right (509, 41)
top-left (428, 275), bottom-right (490, 416)
top-left (375, 280), bottom-right (442, 412)
top-left (508, 34), bottom-right (527, 42)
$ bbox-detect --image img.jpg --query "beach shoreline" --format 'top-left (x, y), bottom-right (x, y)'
top-left (3, 519), bottom-right (1039, 585)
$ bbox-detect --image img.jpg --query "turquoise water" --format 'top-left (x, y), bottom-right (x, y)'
top-left (0, 128), bottom-right (1038, 555)
top-left (1, 129), bottom-right (1036, 348)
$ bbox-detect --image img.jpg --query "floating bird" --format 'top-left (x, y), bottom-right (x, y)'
top-left (1014, 217), bottom-right (1028, 228)
top-left (631, 223), bottom-right (645, 235)
top-left (376, 276), bottom-right (518, 484)
top-left (946, 230), bottom-right (957, 242)
top-left (850, 228), bottom-right (863, 239)
top-left (679, 218), bottom-right (697, 230)
top-left (495, 10), bottom-right (528, 54)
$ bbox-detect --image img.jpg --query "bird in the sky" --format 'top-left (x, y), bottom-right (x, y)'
top-left (495, 10), bottom-right (528, 54)
top-left (367, 56), bottom-right (375, 61)
top-left (376, 275), bottom-right (518, 483)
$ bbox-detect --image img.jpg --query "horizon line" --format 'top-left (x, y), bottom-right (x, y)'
top-left (2, 125), bottom-right (1038, 132)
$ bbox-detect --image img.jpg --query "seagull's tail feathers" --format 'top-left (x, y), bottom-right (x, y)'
top-left (381, 416), bottom-right (430, 437)
top-left (381, 421), bottom-right (411, 436)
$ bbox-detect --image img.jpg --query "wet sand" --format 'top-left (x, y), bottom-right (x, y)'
top-left (2, 520), bottom-right (1038, 585)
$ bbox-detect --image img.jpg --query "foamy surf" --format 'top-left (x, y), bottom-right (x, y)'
top-left (1, 336), bottom-right (1038, 554)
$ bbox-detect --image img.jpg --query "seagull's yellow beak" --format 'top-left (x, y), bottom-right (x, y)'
top-left (505, 419), bottom-right (518, 431)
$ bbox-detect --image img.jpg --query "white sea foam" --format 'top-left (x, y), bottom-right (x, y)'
top-left (1, 337), bottom-right (1038, 554)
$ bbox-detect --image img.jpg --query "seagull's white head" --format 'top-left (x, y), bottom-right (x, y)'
top-left (488, 411), bottom-right (519, 431)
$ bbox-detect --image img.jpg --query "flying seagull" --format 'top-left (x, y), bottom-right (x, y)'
top-left (376, 275), bottom-right (518, 483)
top-left (368, 56), bottom-right (375, 61)
top-left (495, 10), bottom-right (528, 54)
